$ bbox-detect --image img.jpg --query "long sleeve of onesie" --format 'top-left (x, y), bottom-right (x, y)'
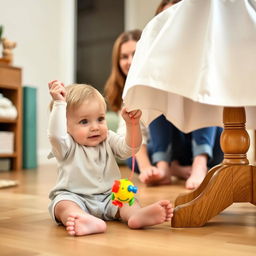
top-left (47, 101), bottom-right (71, 160)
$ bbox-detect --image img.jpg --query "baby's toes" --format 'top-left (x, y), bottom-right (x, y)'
top-left (165, 214), bottom-right (173, 221)
top-left (67, 230), bottom-right (76, 236)
top-left (66, 225), bottom-right (75, 231)
top-left (66, 220), bottom-right (75, 227)
top-left (67, 216), bottom-right (75, 222)
top-left (167, 206), bottom-right (173, 214)
top-left (164, 207), bottom-right (174, 221)
top-left (167, 208), bottom-right (174, 216)
top-left (66, 224), bottom-right (76, 236)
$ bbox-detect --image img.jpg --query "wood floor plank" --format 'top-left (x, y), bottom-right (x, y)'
top-left (0, 164), bottom-right (255, 256)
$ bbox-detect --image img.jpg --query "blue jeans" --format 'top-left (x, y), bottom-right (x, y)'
top-left (126, 115), bottom-right (223, 173)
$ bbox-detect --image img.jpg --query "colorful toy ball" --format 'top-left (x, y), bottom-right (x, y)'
top-left (111, 179), bottom-right (138, 207)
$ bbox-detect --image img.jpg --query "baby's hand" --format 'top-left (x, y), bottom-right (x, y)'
top-left (48, 80), bottom-right (66, 101)
top-left (121, 108), bottom-right (142, 125)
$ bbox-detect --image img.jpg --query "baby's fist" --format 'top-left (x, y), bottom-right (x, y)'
top-left (121, 108), bottom-right (142, 125)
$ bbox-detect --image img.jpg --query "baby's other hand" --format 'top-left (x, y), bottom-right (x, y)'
top-left (48, 80), bottom-right (66, 101)
top-left (121, 108), bottom-right (142, 125)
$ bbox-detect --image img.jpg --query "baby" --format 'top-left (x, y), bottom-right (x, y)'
top-left (47, 80), bottom-right (173, 236)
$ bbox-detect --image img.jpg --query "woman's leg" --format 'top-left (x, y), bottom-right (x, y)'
top-left (170, 126), bottom-right (193, 179)
top-left (208, 127), bottom-right (224, 168)
top-left (149, 115), bottom-right (194, 182)
top-left (186, 126), bottom-right (223, 189)
top-left (139, 115), bottom-right (174, 184)
top-left (149, 115), bottom-right (173, 165)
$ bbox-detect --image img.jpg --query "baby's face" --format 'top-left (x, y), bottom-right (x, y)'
top-left (67, 99), bottom-right (108, 147)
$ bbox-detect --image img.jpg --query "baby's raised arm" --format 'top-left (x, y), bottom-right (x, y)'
top-left (47, 80), bottom-right (71, 159)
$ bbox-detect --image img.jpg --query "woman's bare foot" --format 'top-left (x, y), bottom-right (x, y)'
top-left (127, 200), bottom-right (173, 229)
top-left (185, 155), bottom-right (208, 190)
top-left (139, 167), bottom-right (171, 185)
top-left (171, 160), bottom-right (192, 180)
top-left (139, 167), bottom-right (172, 185)
top-left (139, 161), bottom-right (172, 185)
top-left (65, 213), bottom-right (107, 236)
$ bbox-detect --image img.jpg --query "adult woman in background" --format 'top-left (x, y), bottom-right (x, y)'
top-left (104, 29), bottom-right (172, 185)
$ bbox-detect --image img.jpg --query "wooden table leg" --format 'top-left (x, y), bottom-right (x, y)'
top-left (254, 130), bottom-right (256, 165)
top-left (171, 107), bottom-right (256, 227)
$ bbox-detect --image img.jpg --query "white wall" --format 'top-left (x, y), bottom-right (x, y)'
top-left (124, 0), bottom-right (161, 30)
top-left (0, 0), bottom-right (75, 164)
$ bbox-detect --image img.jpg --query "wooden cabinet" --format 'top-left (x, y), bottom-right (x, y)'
top-left (0, 64), bottom-right (22, 171)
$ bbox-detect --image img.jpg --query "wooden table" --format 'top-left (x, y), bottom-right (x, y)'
top-left (172, 107), bottom-right (256, 227)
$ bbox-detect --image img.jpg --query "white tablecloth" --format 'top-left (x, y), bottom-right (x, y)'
top-left (123, 0), bottom-right (256, 132)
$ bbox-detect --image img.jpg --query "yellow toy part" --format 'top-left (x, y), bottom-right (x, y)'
top-left (111, 179), bottom-right (138, 207)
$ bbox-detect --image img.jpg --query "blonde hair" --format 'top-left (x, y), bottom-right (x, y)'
top-left (49, 84), bottom-right (106, 112)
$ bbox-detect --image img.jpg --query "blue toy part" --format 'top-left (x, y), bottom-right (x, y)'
top-left (111, 179), bottom-right (138, 207)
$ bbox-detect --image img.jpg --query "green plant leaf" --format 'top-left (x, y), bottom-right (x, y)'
top-left (0, 25), bottom-right (3, 39)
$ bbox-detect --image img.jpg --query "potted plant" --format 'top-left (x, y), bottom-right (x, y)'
top-left (0, 25), bottom-right (6, 64)
top-left (0, 26), bottom-right (16, 65)
top-left (0, 25), bottom-right (3, 40)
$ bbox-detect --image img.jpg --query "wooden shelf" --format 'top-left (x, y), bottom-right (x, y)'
top-left (0, 118), bottom-right (17, 123)
top-left (0, 64), bottom-right (22, 171)
top-left (0, 153), bottom-right (17, 158)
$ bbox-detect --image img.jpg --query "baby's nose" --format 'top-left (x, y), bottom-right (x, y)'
top-left (90, 122), bottom-right (99, 130)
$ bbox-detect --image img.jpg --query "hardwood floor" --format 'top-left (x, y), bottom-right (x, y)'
top-left (0, 164), bottom-right (255, 256)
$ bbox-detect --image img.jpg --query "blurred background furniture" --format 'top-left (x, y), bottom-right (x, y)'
top-left (0, 64), bottom-right (22, 171)
top-left (22, 86), bottom-right (37, 169)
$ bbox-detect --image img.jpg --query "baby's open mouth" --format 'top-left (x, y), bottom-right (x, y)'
top-left (88, 135), bottom-right (100, 139)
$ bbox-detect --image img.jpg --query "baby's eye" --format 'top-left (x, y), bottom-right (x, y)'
top-left (79, 119), bottom-right (88, 125)
top-left (98, 116), bottom-right (105, 122)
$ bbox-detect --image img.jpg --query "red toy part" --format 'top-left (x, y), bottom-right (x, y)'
top-left (112, 200), bottom-right (123, 207)
top-left (112, 180), bottom-right (120, 193)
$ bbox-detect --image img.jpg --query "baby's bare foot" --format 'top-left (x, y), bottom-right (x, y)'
top-left (139, 167), bottom-right (171, 186)
top-left (65, 213), bottom-right (106, 236)
top-left (128, 200), bottom-right (173, 229)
